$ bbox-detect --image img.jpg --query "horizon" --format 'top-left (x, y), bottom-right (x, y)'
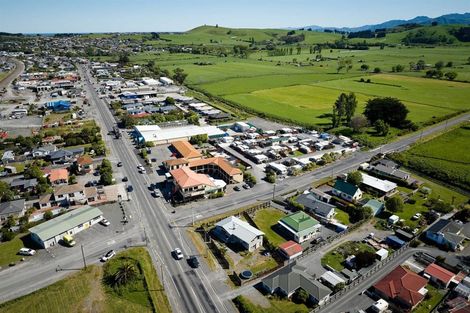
top-left (0, 0), bottom-right (468, 33)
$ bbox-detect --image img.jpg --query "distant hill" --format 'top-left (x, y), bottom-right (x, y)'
top-left (299, 12), bottom-right (470, 32)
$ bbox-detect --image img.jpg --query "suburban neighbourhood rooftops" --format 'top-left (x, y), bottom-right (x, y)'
top-left (333, 180), bottom-right (360, 197)
top-left (0, 199), bottom-right (25, 216)
top-left (424, 263), bottom-right (455, 285)
top-left (77, 155), bottom-right (93, 165)
top-left (360, 173), bottom-right (397, 193)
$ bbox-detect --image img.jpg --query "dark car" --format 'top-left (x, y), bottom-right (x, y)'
top-left (187, 256), bottom-right (199, 268)
top-left (127, 185), bottom-right (133, 192)
top-left (117, 161), bottom-right (123, 167)
top-left (242, 184), bottom-right (250, 189)
top-left (234, 186), bottom-right (241, 191)
top-left (122, 176), bottom-right (128, 182)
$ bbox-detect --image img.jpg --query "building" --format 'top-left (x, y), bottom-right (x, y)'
top-left (373, 265), bottom-right (428, 311)
top-left (10, 178), bottom-right (38, 192)
top-left (455, 277), bottom-right (470, 300)
top-left (169, 167), bottom-right (224, 200)
top-left (29, 206), bottom-right (103, 248)
top-left (360, 173), bottom-right (397, 197)
top-left (369, 160), bottom-right (410, 182)
top-left (171, 140), bottom-right (202, 160)
top-left (76, 155), bottom-right (93, 174)
top-left (296, 192), bottom-right (336, 221)
top-left (133, 124), bottom-right (225, 145)
top-left (371, 299), bottom-right (389, 313)
top-left (44, 168), bottom-right (69, 185)
top-left (308, 188), bottom-right (332, 203)
top-left (159, 77), bottom-right (174, 85)
top-left (267, 162), bottom-right (288, 176)
top-left (262, 262), bottom-right (332, 305)
top-left (332, 180), bottom-right (362, 202)
top-left (278, 240), bottom-right (303, 260)
top-left (0, 199), bottom-right (26, 224)
top-left (1, 150), bottom-right (15, 164)
top-left (278, 212), bottom-right (321, 243)
top-left (376, 248), bottom-right (389, 261)
top-left (46, 100), bottom-right (71, 112)
top-left (425, 219), bottom-right (467, 251)
top-left (213, 216), bottom-right (264, 251)
top-left (320, 271), bottom-right (346, 289)
top-left (423, 263), bottom-right (456, 288)
top-left (39, 184), bottom-right (97, 209)
top-left (233, 122), bottom-right (251, 132)
top-left (386, 235), bottom-right (406, 249)
top-left (363, 199), bottom-right (384, 216)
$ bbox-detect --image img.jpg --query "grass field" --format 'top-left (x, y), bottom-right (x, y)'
top-left (0, 247), bottom-right (171, 313)
top-left (414, 285), bottom-right (445, 313)
top-left (334, 209), bottom-right (350, 225)
top-left (393, 123), bottom-right (470, 191)
top-left (253, 207), bottom-right (288, 247)
top-left (0, 234), bottom-right (27, 268)
top-left (233, 295), bottom-right (309, 313)
top-left (321, 241), bottom-right (375, 271)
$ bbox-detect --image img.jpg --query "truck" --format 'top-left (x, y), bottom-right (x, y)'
top-left (63, 234), bottom-right (76, 247)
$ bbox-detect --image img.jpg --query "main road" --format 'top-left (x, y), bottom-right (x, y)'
top-left (79, 65), bottom-right (232, 313)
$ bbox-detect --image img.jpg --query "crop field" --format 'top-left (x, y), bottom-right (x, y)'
top-left (393, 123), bottom-right (470, 191)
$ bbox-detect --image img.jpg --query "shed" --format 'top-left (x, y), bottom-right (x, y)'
top-left (388, 215), bottom-right (399, 224)
top-left (395, 228), bottom-right (414, 242)
top-left (376, 248), bottom-right (389, 261)
top-left (386, 235), bottom-right (405, 249)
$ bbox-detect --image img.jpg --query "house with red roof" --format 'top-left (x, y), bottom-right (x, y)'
top-left (76, 155), bottom-right (93, 174)
top-left (44, 168), bottom-right (69, 185)
top-left (373, 265), bottom-right (428, 311)
top-left (279, 240), bottom-right (303, 260)
top-left (424, 263), bottom-right (456, 288)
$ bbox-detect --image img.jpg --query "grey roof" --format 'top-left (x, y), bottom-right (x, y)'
top-left (49, 149), bottom-right (73, 160)
top-left (371, 164), bottom-right (410, 180)
top-left (427, 219), bottom-right (463, 235)
top-left (215, 216), bottom-right (264, 244)
top-left (376, 159), bottom-right (398, 168)
top-left (29, 206), bottom-right (103, 241)
top-left (320, 271), bottom-right (346, 286)
top-left (0, 199), bottom-right (25, 216)
top-left (297, 193), bottom-right (335, 217)
top-left (2, 150), bottom-right (14, 160)
top-left (263, 262), bottom-right (332, 300)
top-left (10, 178), bottom-right (38, 189)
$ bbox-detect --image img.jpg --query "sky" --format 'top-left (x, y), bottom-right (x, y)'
top-left (0, 0), bottom-right (469, 33)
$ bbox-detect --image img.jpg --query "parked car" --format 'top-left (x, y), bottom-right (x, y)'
top-left (100, 250), bottom-right (116, 262)
top-left (153, 190), bottom-right (161, 198)
top-left (100, 218), bottom-right (111, 226)
top-left (122, 176), bottom-right (128, 182)
top-left (127, 185), bottom-right (133, 192)
top-left (412, 213), bottom-right (422, 220)
top-left (242, 184), bottom-right (250, 189)
top-left (18, 248), bottom-right (36, 256)
top-left (234, 186), bottom-right (241, 191)
top-left (117, 161), bottom-right (123, 167)
top-left (187, 255), bottom-right (199, 268)
top-left (172, 248), bottom-right (183, 260)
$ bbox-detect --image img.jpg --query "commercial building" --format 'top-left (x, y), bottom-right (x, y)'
top-left (213, 216), bottom-right (264, 251)
top-left (278, 212), bottom-right (321, 243)
top-left (169, 167), bottom-right (225, 200)
top-left (133, 124), bottom-right (226, 145)
top-left (171, 140), bottom-right (202, 160)
top-left (29, 206), bottom-right (103, 248)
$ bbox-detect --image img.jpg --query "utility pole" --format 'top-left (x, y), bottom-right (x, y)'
top-left (191, 205), bottom-right (194, 227)
top-left (81, 245), bottom-right (87, 269)
top-left (272, 183), bottom-right (276, 200)
top-left (161, 263), bottom-right (165, 289)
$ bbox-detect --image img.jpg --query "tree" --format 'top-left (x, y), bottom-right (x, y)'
top-left (68, 175), bottom-right (77, 185)
top-left (265, 170), bottom-right (276, 184)
top-left (445, 71), bottom-right (458, 80)
top-left (435, 60), bottom-right (444, 70)
top-left (332, 93), bottom-right (347, 127)
top-left (43, 210), bottom-right (53, 220)
top-left (113, 262), bottom-right (137, 286)
top-left (165, 97), bottom-right (175, 105)
top-left (99, 159), bottom-right (113, 186)
top-left (118, 53), bottom-right (130, 65)
top-left (292, 288), bottom-right (309, 304)
top-left (374, 119), bottom-right (389, 136)
top-left (373, 67), bottom-right (381, 73)
top-left (392, 64), bottom-right (404, 72)
top-left (386, 196), bottom-right (404, 212)
top-left (364, 97), bottom-right (409, 128)
top-left (360, 64), bottom-right (369, 71)
top-left (173, 68), bottom-right (188, 85)
top-left (350, 115), bottom-right (368, 133)
top-left (189, 134), bottom-right (208, 146)
top-left (416, 59), bottom-right (426, 70)
top-left (355, 251), bottom-right (376, 269)
top-left (446, 61), bottom-right (453, 67)
top-left (344, 92), bottom-right (358, 124)
top-left (0, 181), bottom-right (14, 202)
top-left (244, 172), bottom-right (257, 185)
top-left (347, 171), bottom-right (363, 186)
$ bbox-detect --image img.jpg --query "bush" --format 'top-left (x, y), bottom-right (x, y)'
top-left (0, 229), bottom-right (16, 242)
top-left (43, 210), bottom-right (53, 220)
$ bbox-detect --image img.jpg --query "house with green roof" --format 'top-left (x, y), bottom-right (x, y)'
top-left (332, 179), bottom-right (362, 202)
top-left (29, 206), bottom-right (103, 248)
top-left (278, 211), bottom-right (321, 243)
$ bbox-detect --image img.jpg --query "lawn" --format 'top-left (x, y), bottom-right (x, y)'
top-left (334, 209), bottom-right (350, 225)
top-left (414, 285), bottom-right (446, 313)
top-left (0, 247), bottom-right (172, 313)
top-left (233, 295), bottom-right (309, 313)
top-left (321, 241), bottom-right (375, 271)
top-left (0, 234), bottom-right (27, 268)
top-left (394, 123), bottom-right (470, 191)
top-left (253, 207), bottom-right (288, 247)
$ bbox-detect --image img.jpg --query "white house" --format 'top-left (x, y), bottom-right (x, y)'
top-left (214, 216), bottom-right (264, 251)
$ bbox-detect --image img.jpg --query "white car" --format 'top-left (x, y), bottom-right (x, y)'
top-left (100, 218), bottom-right (111, 226)
top-left (412, 213), bottom-right (422, 220)
top-left (173, 248), bottom-right (183, 260)
top-left (100, 250), bottom-right (116, 262)
top-left (18, 248), bottom-right (36, 256)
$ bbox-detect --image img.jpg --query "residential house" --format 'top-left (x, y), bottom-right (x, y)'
top-left (278, 240), bottom-right (303, 260)
top-left (296, 192), bottom-right (336, 221)
top-left (423, 263), bottom-right (456, 288)
top-left (10, 178), bottom-right (38, 193)
top-left (0, 199), bottom-right (26, 224)
top-left (332, 180), bottom-right (362, 202)
top-left (48, 149), bottom-right (74, 164)
top-left (309, 188), bottom-right (332, 203)
top-left (213, 216), bottom-right (264, 251)
top-left (360, 173), bottom-right (397, 197)
top-left (2, 150), bottom-right (15, 164)
top-left (262, 262), bottom-right (332, 305)
top-left (39, 184), bottom-right (97, 209)
top-left (370, 159), bottom-right (410, 182)
top-left (44, 168), bottom-right (69, 185)
top-left (76, 155), bottom-right (93, 174)
top-left (373, 265), bottom-right (428, 311)
top-left (320, 271), bottom-right (346, 289)
top-left (278, 212), bottom-right (321, 243)
top-left (425, 219), bottom-right (467, 251)
top-left (455, 277), bottom-right (470, 300)
top-left (32, 145), bottom-right (57, 158)
top-left (169, 167), bottom-right (225, 201)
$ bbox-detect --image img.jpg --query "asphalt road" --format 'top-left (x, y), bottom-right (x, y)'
top-left (79, 65), bottom-right (231, 313)
top-left (0, 58), bottom-right (24, 89)
top-left (172, 110), bottom-right (470, 226)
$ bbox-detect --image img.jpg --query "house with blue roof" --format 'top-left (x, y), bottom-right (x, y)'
top-left (46, 100), bottom-right (71, 112)
top-left (332, 180), bottom-right (362, 202)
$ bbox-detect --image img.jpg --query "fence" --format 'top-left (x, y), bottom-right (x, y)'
top-left (310, 242), bottom-right (411, 313)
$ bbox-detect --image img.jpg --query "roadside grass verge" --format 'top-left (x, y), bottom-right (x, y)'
top-left (0, 233), bottom-right (28, 268)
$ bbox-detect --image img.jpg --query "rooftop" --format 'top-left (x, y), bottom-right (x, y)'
top-left (279, 240), bottom-right (303, 256)
top-left (134, 124), bottom-right (225, 143)
top-left (172, 140), bottom-right (202, 159)
top-left (424, 263), bottom-right (455, 284)
top-left (361, 173), bottom-right (397, 193)
top-left (279, 211), bottom-right (319, 232)
top-left (170, 167), bottom-right (215, 189)
top-left (216, 216), bottom-right (264, 244)
top-left (333, 180), bottom-right (360, 197)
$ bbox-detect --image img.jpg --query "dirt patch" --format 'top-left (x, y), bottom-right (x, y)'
top-left (242, 288), bottom-right (271, 308)
top-left (76, 266), bottom-right (107, 313)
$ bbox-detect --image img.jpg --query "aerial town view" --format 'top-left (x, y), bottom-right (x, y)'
top-left (0, 1), bottom-right (470, 313)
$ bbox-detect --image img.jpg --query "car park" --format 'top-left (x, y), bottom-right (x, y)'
top-left (173, 248), bottom-right (183, 260)
top-left (187, 255), bottom-right (199, 268)
top-left (100, 218), bottom-right (110, 226)
top-left (100, 250), bottom-right (116, 262)
top-left (18, 248), bottom-right (36, 256)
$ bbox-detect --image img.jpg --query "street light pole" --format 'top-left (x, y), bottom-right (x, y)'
top-left (81, 245), bottom-right (87, 269)
top-left (272, 183), bottom-right (276, 200)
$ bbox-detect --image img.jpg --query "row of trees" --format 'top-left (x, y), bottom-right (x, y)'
top-left (331, 92), bottom-right (357, 128)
